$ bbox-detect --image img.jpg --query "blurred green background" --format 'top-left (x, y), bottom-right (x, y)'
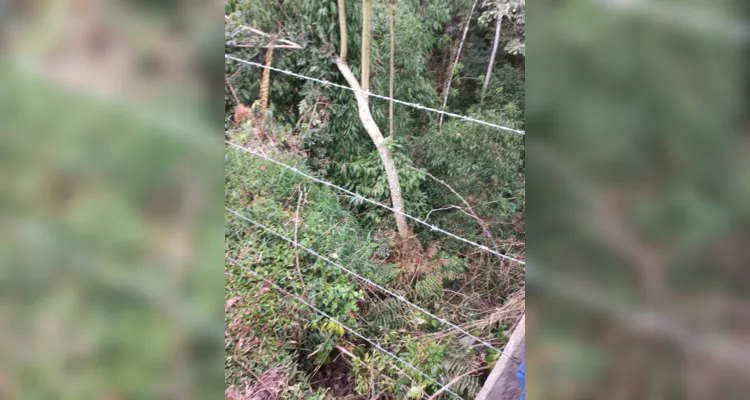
top-left (527, 0), bottom-right (749, 399)
top-left (2, 0), bottom-right (749, 399)
top-left (0, 1), bottom-right (224, 399)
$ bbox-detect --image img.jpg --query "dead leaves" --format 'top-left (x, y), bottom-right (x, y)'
top-left (235, 104), bottom-right (253, 125)
top-left (226, 296), bottom-right (243, 312)
top-left (225, 368), bottom-right (288, 400)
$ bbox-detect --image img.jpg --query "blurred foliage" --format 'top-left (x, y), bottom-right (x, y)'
top-left (1, 1), bottom-right (224, 399)
top-left (0, 64), bottom-right (223, 399)
top-left (527, 0), bottom-right (750, 398)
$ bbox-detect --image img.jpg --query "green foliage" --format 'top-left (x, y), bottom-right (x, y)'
top-left (413, 64), bottom-right (525, 249)
top-left (224, 0), bottom-right (528, 396)
top-left (402, 337), bottom-right (447, 385)
top-left (372, 262), bottom-right (401, 284)
top-left (442, 341), bottom-right (482, 398)
top-left (336, 148), bottom-right (428, 224)
top-left (414, 275), bottom-right (443, 302)
top-left (364, 297), bottom-right (410, 332)
top-left (406, 385), bottom-right (425, 398)
top-left (224, 138), bottom-right (522, 396)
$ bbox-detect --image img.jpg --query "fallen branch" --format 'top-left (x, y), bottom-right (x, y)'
top-left (225, 16), bottom-right (303, 49)
top-left (411, 166), bottom-right (508, 271)
top-left (293, 184), bottom-right (306, 288)
top-left (235, 43), bottom-right (302, 49)
top-left (335, 344), bottom-right (418, 387)
top-left (226, 79), bottom-right (240, 105)
top-left (427, 365), bottom-right (489, 400)
top-left (423, 204), bottom-right (474, 222)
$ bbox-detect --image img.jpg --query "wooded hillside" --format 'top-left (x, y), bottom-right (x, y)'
top-left (224, 1), bottom-right (525, 398)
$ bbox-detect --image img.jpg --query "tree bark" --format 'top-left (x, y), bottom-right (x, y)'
top-left (335, 58), bottom-right (410, 241)
top-left (259, 46), bottom-right (274, 117)
top-left (337, 0), bottom-right (347, 62)
top-left (389, 0), bottom-right (395, 137)
top-left (439, 0), bottom-right (478, 128)
top-left (482, 12), bottom-right (503, 96)
top-left (361, 0), bottom-right (372, 94)
top-left (256, 44), bottom-right (275, 143)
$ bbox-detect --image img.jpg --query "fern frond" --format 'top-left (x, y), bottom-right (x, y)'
top-left (414, 275), bottom-right (443, 302)
top-left (443, 343), bottom-right (482, 398)
top-left (363, 297), bottom-right (409, 332)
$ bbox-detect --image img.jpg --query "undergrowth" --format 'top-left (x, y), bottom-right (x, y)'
top-left (224, 124), bottom-right (524, 400)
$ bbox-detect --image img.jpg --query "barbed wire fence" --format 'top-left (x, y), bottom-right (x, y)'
top-left (225, 208), bottom-right (524, 363)
top-left (224, 49), bottom-right (527, 399)
top-left (225, 141), bottom-right (525, 265)
top-left (224, 55), bottom-right (526, 135)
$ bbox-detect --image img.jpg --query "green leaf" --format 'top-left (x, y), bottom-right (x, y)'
top-left (406, 386), bottom-right (424, 399)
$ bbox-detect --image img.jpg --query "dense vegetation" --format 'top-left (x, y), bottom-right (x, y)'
top-left (224, 0), bottom-right (525, 398)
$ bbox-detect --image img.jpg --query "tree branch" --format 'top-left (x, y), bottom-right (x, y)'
top-left (293, 184), bottom-right (306, 288)
top-left (427, 365), bottom-right (489, 400)
top-left (411, 166), bottom-right (507, 268)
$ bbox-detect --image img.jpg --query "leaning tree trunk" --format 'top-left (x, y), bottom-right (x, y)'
top-left (482, 13), bottom-right (503, 96)
top-left (439, 0), bottom-right (478, 128)
top-left (336, 59), bottom-right (410, 241)
top-left (361, 0), bottom-right (372, 95)
top-left (389, 0), bottom-right (395, 137)
top-left (337, 0), bottom-right (409, 241)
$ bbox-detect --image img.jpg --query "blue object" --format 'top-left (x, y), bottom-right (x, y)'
top-left (517, 356), bottom-right (525, 400)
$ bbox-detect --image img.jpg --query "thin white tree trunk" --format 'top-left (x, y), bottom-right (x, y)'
top-left (389, 0), bottom-right (395, 137)
top-left (338, 0), bottom-right (347, 62)
top-left (335, 58), bottom-right (410, 241)
top-left (439, 0), bottom-right (478, 128)
top-left (482, 13), bottom-right (503, 95)
top-left (361, 0), bottom-right (372, 95)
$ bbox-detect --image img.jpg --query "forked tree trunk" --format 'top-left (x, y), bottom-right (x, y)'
top-left (389, 0), bottom-right (395, 137)
top-left (361, 0), bottom-right (372, 95)
top-left (482, 13), bottom-right (502, 96)
top-left (337, 0), bottom-right (409, 241)
top-left (336, 59), bottom-right (410, 241)
top-left (439, 0), bottom-right (478, 128)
